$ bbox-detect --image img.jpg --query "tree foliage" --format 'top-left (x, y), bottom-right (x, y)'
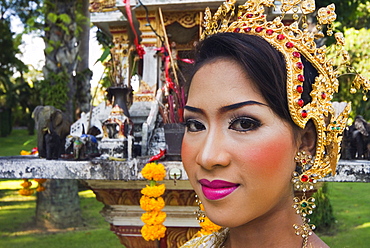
top-left (332, 28), bottom-right (370, 120)
top-left (0, 1), bottom-right (42, 136)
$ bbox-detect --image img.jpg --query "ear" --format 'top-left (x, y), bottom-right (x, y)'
top-left (299, 120), bottom-right (317, 156)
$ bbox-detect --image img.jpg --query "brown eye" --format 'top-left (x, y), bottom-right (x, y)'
top-left (185, 119), bottom-right (206, 132)
top-left (229, 117), bottom-right (261, 132)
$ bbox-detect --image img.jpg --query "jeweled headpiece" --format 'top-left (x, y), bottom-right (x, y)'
top-left (201, 0), bottom-right (370, 179)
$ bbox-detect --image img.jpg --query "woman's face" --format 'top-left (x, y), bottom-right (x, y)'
top-left (182, 59), bottom-right (299, 228)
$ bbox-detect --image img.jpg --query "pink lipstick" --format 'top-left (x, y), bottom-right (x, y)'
top-left (199, 179), bottom-right (239, 200)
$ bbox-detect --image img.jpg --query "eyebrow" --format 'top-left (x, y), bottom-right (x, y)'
top-left (184, 100), bottom-right (268, 114)
top-left (220, 100), bottom-right (268, 112)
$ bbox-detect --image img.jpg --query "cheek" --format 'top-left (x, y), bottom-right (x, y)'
top-left (239, 133), bottom-right (295, 178)
top-left (181, 137), bottom-right (195, 173)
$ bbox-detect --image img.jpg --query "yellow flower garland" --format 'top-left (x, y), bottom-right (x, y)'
top-left (140, 162), bottom-right (167, 241)
top-left (141, 184), bottom-right (165, 198)
top-left (19, 178), bottom-right (47, 196)
top-left (18, 179), bottom-right (34, 196)
top-left (141, 162), bottom-right (166, 181)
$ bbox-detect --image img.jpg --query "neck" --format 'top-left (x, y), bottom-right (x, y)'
top-left (225, 195), bottom-right (305, 248)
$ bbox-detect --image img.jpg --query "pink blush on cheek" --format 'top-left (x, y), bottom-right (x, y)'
top-left (241, 136), bottom-right (294, 178)
top-left (181, 140), bottom-right (194, 169)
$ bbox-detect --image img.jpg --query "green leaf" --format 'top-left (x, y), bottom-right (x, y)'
top-left (94, 48), bottom-right (111, 65)
top-left (58, 23), bottom-right (70, 35)
top-left (59, 14), bottom-right (71, 25)
top-left (45, 46), bottom-right (54, 55)
top-left (47, 13), bottom-right (58, 23)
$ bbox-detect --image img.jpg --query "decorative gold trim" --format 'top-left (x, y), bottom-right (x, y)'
top-left (163, 11), bottom-right (200, 28)
top-left (89, 0), bottom-right (117, 13)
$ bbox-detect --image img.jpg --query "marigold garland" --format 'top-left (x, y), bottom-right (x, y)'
top-left (141, 184), bottom-right (165, 198)
top-left (140, 162), bottom-right (167, 241)
top-left (18, 178), bottom-right (47, 196)
top-left (18, 179), bottom-right (34, 196)
top-left (141, 211), bottom-right (167, 225)
top-left (141, 162), bottom-right (166, 181)
top-left (141, 224), bottom-right (167, 241)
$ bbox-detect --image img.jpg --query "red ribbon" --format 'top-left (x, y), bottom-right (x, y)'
top-left (124, 0), bottom-right (145, 59)
top-left (148, 149), bottom-right (166, 162)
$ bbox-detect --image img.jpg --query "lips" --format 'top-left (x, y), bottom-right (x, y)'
top-left (199, 179), bottom-right (240, 200)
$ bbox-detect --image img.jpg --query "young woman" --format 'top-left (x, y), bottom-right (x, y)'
top-left (177, 0), bottom-right (369, 245)
top-left (180, 33), bottom-right (329, 248)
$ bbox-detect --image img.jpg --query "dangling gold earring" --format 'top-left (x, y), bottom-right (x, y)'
top-left (194, 194), bottom-right (206, 223)
top-left (292, 151), bottom-right (317, 246)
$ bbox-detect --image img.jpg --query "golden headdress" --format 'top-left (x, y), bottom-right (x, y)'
top-left (201, 0), bottom-right (370, 179)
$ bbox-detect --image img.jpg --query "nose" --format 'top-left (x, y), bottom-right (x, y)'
top-left (195, 129), bottom-right (231, 170)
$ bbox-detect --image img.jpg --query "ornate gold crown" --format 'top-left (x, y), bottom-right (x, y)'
top-left (201, 0), bottom-right (370, 179)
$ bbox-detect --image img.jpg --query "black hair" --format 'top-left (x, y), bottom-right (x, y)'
top-left (188, 32), bottom-right (317, 126)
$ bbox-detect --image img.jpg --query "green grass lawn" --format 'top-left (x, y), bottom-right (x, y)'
top-left (0, 180), bottom-right (123, 248)
top-left (0, 129), bottom-right (37, 156)
top-left (321, 182), bottom-right (370, 247)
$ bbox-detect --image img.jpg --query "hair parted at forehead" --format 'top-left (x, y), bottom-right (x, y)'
top-left (194, 0), bottom-right (370, 180)
top-left (191, 33), bottom-right (318, 126)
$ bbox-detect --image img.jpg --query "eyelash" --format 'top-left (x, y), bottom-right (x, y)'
top-left (228, 115), bottom-right (261, 132)
top-left (184, 119), bottom-right (205, 132)
top-left (184, 116), bottom-right (261, 133)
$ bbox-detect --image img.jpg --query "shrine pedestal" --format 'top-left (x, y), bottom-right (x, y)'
top-left (86, 180), bottom-right (200, 248)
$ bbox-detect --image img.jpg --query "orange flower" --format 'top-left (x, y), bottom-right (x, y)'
top-left (141, 184), bottom-right (165, 198)
top-left (141, 224), bottom-right (166, 241)
top-left (21, 181), bottom-right (32, 188)
top-left (36, 186), bottom-right (46, 192)
top-left (140, 196), bottom-right (165, 212)
top-left (34, 179), bottom-right (47, 184)
top-left (141, 211), bottom-right (166, 225)
top-left (18, 188), bottom-right (34, 196)
top-left (141, 162), bottom-right (166, 181)
top-left (198, 216), bottom-right (222, 235)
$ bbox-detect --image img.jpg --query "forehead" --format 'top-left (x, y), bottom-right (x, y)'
top-left (188, 59), bottom-right (264, 104)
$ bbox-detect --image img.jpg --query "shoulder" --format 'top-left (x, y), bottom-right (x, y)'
top-left (308, 233), bottom-right (330, 248)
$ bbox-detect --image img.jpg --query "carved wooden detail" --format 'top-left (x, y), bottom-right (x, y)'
top-left (163, 11), bottom-right (200, 28)
top-left (93, 188), bottom-right (198, 206)
top-left (111, 225), bottom-right (199, 248)
top-left (89, 0), bottom-right (117, 13)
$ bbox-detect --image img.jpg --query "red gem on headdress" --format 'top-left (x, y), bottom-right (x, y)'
top-left (266, 29), bottom-right (274, 35)
top-left (297, 99), bottom-right (304, 107)
top-left (234, 28), bottom-right (241, 33)
top-left (298, 74), bottom-right (305, 82)
top-left (296, 85), bottom-right (303, 93)
top-left (256, 27), bottom-right (263, 32)
top-left (244, 27), bottom-right (252, 32)
top-left (286, 42), bottom-right (294, 48)
top-left (321, 92), bottom-right (327, 99)
top-left (277, 34), bottom-right (285, 40)
top-left (296, 62), bottom-right (304, 70)
top-left (247, 14), bottom-right (253, 18)
top-left (301, 110), bottom-right (308, 118)
top-left (293, 52), bottom-right (301, 58)
top-left (327, 11), bottom-right (331, 14)
top-left (301, 175), bottom-right (309, 182)
top-left (238, 16), bottom-right (242, 19)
